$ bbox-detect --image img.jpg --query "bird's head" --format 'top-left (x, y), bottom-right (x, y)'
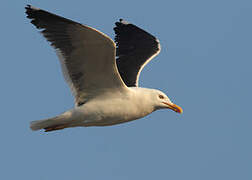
top-left (151, 89), bottom-right (183, 114)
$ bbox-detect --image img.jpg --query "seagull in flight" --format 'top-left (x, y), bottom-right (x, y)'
top-left (25, 5), bottom-right (183, 132)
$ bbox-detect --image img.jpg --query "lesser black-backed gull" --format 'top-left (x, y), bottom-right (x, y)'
top-left (25, 5), bottom-right (182, 132)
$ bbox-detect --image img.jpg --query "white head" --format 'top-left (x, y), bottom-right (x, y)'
top-left (139, 88), bottom-right (183, 113)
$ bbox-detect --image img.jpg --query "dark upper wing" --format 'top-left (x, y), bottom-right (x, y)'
top-left (25, 5), bottom-right (127, 106)
top-left (114, 19), bottom-right (161, 87)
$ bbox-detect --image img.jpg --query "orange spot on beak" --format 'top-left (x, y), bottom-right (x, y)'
top-left (163, 102), bottom-right (183, 114)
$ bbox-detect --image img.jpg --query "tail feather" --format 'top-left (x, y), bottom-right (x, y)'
top-left (30, 116), bottom-right (65, 131)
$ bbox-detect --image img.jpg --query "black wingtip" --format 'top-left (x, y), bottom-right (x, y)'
top-left (25, 4), bottom-right (41, 29)
top-left (25, 4), bottom-right (38, 12)
top-left (25, 4), bottom-right (39, 9)
top-left (25, 4), bottom-right (31, 9)
top-left (116, 19), bottom-right (130, 25)
top-left (114, 19), bottom-right (130, 30)
top-left (25, 4), bottom-right (31, 14)
top-left (25, 4), bottom-right (38, 19)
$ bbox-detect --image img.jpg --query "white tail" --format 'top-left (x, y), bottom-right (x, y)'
top-left (30, 117), bottom-right (58, 131)
top-left (30, 111), bottom-right (77, 131)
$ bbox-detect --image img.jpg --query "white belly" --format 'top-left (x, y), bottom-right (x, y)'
top-left (71, 96), bottom-right (154, 127)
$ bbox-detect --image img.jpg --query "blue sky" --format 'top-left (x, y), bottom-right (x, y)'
top-left (0, 0), bottom-right (251, 179)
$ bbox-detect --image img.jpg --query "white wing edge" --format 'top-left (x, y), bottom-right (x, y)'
top-left (135, 39), bottom-right (161, 86)
top-left (56, 49), bottom-right (78, 98)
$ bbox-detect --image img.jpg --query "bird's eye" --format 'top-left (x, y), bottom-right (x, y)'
top-left (159, 95), bottom-right (165, 99)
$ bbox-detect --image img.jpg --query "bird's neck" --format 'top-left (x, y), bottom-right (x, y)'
top-left (128, 87), bottom-right (155, 116)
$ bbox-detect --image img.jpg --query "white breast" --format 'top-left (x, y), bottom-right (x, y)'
top-left (71, 88), bottom-right (155, 126)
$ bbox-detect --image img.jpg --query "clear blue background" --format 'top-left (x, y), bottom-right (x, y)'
top-left (0, 0), bottom-right (251, 179)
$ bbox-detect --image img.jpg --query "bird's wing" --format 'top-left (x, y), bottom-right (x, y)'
top-left (25, 5), bottom-right (127, 106)
top-left (114, 19), bottom-right (161, 87)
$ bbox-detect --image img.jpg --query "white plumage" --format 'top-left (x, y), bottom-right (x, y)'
top-left (25, 5), bottom-right (182, 132)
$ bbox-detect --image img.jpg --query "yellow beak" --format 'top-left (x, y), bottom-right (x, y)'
top-left (163, 102), bottom-right (183, 114)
